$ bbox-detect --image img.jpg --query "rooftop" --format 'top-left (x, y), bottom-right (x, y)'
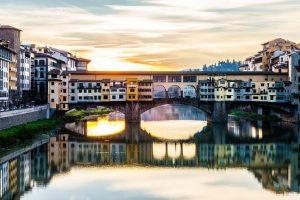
top-left (64, 70), bottom-right (287, 76)
top-left (0, 25), bottom-right (22, 31)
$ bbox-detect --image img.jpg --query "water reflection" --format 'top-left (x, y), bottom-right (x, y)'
top-left (1, 104), bottom-right (300, 199)
top-left (65, 112), bottom-right (125, 138)
top-left (0, 134), bottom-right (299, 199)
top-left (141, 104), bottom-right (208, 140)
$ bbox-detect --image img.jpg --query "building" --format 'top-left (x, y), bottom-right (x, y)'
top-left (0, 25), bottom-right (22, 100)
top-left (0, 40), bottom-right (17, 108)
top-left (126, 78), bottom-right (139, 101)
top-left (33, 53), bottom-right (62, 103)
top-left (289, 51), bottom-right (300, 121)
top-left (19, 46), bottom-right (32, 94)
top-left (240, 38), bottom-right (300, 73)
top-left (199, 77), bottom-right (291, 103)
top-left (75, 57), bottom-right (91, 71)
top-left (48, 71), bottom-right (289, 111)
top-left (138, 80), bottom-right (153, 101)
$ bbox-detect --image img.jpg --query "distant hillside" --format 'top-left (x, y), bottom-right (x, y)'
top-left (186, 60), bottom-right (241, 72)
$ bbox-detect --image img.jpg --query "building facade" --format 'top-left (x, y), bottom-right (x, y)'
top-left (0, 41), bottom-right (17, 108)
top-left (47, 71), bottom-right (290, 111)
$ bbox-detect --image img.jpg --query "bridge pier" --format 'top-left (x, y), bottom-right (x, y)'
top-left (125, 102), bottom-right (141, 123)
top-left (211, 101), bottom-right (228, 123)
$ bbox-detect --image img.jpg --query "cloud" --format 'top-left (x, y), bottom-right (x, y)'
top-left (0, 0), bottom-right (300, 70)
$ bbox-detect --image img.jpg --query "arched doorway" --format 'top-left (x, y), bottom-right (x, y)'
top-left (182, 85), bottom-right (196, 98)
top-left (153, 85), bottom-right (167, 99)
top-left (168, 85), bottom-right (181, 98)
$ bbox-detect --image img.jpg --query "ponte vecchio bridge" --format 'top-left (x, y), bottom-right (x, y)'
top-left (49, 71), bottom-right (297, 123)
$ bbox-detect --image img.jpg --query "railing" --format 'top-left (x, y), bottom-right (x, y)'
top-left (0, 105), bottom-right (48, 117)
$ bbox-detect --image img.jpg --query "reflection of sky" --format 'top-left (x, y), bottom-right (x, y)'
top-left (22, 167), bottom-right (300, 200)
top-left (141, 105), bottom-right (207, 140)
top-left (87, 115), bottom-right (125, 137)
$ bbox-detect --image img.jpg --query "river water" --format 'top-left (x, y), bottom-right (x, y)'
top-left (0, 104), bottom-right (299, 200)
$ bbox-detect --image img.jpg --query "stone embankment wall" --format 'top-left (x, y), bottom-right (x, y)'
top-left (0, 105), bottom-right (49, 130)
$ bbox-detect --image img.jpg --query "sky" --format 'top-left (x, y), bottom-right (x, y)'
top-left (1, 0), bottom-right (300, 71)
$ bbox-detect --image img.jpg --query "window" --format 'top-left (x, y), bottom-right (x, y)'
top-left (153, 75), bottom-right (166, 82)
top-left (168, 75), bottom-right (181, 82)
top-left (103, 95), bottom-right (108, 99)
top-left (71, 96), bottom-right (75, 101)
top-left (71, 89), bottom-right (75, 93)
top-left (119, 94), bottom-right (123, 99)
top-left (63, 96), bottom-right (67, 101)
top-left (51, 90), bottom-right (54, 93)
top-left (183, 76), bottom-right (196, 82)
top-left (39, 60), bottom-right (45, 66)
top-left (112, 95), bottom-right (116, 99)
top-left (51, 98), bottom-right (54, 102)
top-left (71, 83), bottom-right (75, 86)
top-left (51, 82), bottom-right (54, 85)
top-left (130, 89), bottom-right (135, 92)
top-left (63, 82), bottom-right (66, 85)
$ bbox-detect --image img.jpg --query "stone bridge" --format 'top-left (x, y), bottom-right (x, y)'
top-left (69, 98), bottom-right (296, 123)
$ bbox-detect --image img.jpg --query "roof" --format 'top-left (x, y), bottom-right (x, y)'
top-left (75, 57), bottom-right (91, 63)
top-left (34, 52), bottom-right (58, 60)
top-left (66, 70), bottom-right (287, 76)
top-left (0, 25), bottom-right (22, 31)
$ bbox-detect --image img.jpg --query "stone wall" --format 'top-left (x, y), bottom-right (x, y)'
top-left (0, 105), bottom-right (49, 130)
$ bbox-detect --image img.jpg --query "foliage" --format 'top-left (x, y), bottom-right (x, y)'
top-left (64, 107), bottom-right (112, 122)
top-left (0, 118), bottom-right (63, 148)
top-left (229, 109), bottom-right (281, 122)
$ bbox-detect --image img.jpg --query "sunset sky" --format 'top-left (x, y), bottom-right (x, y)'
top-left (1, 0), bottom-right (300, 71)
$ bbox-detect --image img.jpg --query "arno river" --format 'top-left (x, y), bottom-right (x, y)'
top-left (1, 105), bottom-right (300, 200)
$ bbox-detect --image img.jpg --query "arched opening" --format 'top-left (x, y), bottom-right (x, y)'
top-left (168, 85), bottom-right (181, 98)
top-left (153, 85), bottom-right (167, 99)
top-left (182, 85), bottom-right (196, 98)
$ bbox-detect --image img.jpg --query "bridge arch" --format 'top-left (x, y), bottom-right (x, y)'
top-left (167, 85), bottom-right (181, 98)
top-left (182, 85), bottom-right (196, 98)
top-left (153, 85), bottom-right (167, 99)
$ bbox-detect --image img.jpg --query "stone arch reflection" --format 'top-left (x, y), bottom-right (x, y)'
top-left (168, 85), bottom-right (181, 98)
top-left (153, 85), bottom-right (167, 99)
top-left (167, 143), bottom-right (181, 159)
top-left (182, 143), bottom-right (196, 160)
top-left (182, 85), bottom-right (196, 98)
top-left (153, 142), bottom-right (166, 160)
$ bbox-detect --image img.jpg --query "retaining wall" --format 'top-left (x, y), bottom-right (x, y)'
top-left (0, 105), bottom-right (49, 130)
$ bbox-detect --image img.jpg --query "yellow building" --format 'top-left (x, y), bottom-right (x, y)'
top-left (126, 78), bottom-right (139, 101)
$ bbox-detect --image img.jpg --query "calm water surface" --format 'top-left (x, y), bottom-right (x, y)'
top-left (1, 104), bottom-right (299, 200)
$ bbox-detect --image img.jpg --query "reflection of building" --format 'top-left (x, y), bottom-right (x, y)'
top-left (49, 134), bottom-right (70, 173)
top-left (8, 158), bottom-right (18, 197)
top-left (18, 152), bottom-right (31, 193)
top-left (31, 144), bottom-right (50, 185)
top-left (0, 162), bottom-right (9, 199)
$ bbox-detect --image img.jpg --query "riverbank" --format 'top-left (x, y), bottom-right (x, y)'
top-left (229, 109), bottom-right (281, 122)
top-left (0, 118), bottom-right (63, 149)
top-left (64, 107), bottom-right (112, 122)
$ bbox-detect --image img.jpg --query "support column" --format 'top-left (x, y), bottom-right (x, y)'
top-left (211, 101), bottom-right (228, 123)
top-left (125, 101), bottom-right (141, 123)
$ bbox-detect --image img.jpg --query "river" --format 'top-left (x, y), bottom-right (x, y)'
top-left (0, 104), bottom-right (299, 200)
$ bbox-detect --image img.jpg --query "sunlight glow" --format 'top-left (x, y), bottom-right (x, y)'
top-left (141, 120), bottom-right (207, 140)
top-left (87, 116), bottom-right (125, 137)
